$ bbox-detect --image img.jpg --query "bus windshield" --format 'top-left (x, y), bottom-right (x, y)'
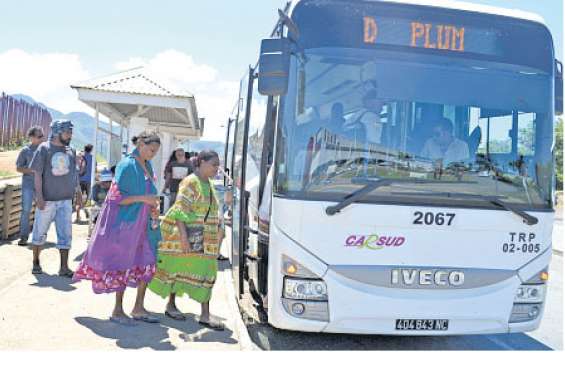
top-left (275, 48), bottom-right (554, 210)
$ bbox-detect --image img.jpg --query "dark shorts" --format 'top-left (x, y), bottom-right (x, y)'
top-left (80, 182), bottom-right (91, 196)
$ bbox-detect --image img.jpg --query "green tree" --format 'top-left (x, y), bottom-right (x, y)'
top-left (518, 121), bottom-right (535, 156)
top-left (555, 118), bottom-right (563, 190)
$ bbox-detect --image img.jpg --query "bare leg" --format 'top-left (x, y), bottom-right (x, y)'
top-left (165, 293), bottom-right (185, 320)
top-left (32, 245), bottom-right (42, 274)
top-left (199, 302), bottom-right (223, 330)
top-left (166, 293), bottom-right (177, 311)
top-left (59, 249), bottom-right (72, 275)
top-left (130, 281), bottom-right (159, 323)
top-left (131, 281), bottom-right (150, 316)
top-left (112, 291), bottom-right (127, 318)
top-left (75, 202), bottom-right (81, 222)
top-left (200, 302), bottom-right (210, 322)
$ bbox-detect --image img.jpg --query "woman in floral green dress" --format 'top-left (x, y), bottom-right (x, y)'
top-left (148, 150), bottom-right (225, 330)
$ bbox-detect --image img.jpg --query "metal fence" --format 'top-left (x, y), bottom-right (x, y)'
top-left (0, 92), bottom-right (52, 148)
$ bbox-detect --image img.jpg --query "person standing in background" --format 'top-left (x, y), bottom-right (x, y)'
top-left (163, 146), bottom-right (193, 204)
top-left (76, 144), bottom-right (95, 222)
top-left (15, 126), bottom-right (45, 246)
top-left (29, 120), bottom-right (78, 277)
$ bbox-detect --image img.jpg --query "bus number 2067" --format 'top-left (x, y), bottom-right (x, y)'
top-left (413, 212), bottom-right (456, 226)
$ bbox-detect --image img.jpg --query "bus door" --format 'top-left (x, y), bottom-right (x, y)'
top-left (223, 116), bottom-right (235, 186)
top-left (231, 68), bottom-right (254, 297)
top-left (230, 66), bottom-right (275, 301)
top-left (244, 82), bottom-right (276, 304)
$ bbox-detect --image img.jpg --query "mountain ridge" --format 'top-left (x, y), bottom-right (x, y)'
top-left (10, 93), bottom-right (116, 154)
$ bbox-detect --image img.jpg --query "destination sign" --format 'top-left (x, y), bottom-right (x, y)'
top-left (361, 16), bottom-right (498, 56)
top-left (291, 0), bottom-right (554, 72)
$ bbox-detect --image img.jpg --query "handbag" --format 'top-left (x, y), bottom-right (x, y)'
top-left (184, 184), bottom-right (213, 254)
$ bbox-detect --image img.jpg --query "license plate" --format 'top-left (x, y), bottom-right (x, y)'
top-left (395, 319), bottom-right (449, 331)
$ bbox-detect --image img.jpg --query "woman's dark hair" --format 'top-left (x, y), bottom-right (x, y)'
top-left (134, 131), bottom-right (161, 146)
top-left (84, 144), bottom-right (93, 153)
top-left (195, 150), bottom-right (219, 167)
top-left (166, 151), bottom-right (178, 165)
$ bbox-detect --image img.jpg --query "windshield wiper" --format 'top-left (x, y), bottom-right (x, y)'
top-left (325, 178), bottom-right (467, 216)
top-left (391, 191), bottom-right (539, 225)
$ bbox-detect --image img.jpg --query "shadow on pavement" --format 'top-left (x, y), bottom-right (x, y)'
top-left (30, 274), bottom-right (77, 292)
top-left (246, 323), bottom-right (553, 351)
top-left (75, 313), bottom-right (237, 350)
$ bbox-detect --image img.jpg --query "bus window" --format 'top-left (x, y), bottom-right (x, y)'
top-left (478, 111), bottom-right (513, 154)
top-left (518, 112), bottom-right (536, 156)
top-left (246, 77), bottom-right (269, 212)
top-left (225, 104), bottom-right (238, 180)
top-left (276, 51), bottom-right (552, 208)
top-left (233, 71), bottom-right (251, 192)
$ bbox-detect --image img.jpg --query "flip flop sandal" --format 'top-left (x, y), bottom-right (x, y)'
top-left (32, 265), bottom-right (43, 275)
top-left (217, 255), bottom-right (229, 261)
top-left (165, 310), bottom-right (186, 321)
top-left (110, 316), bottom-right (137, 326)
top-left (198, 320), bottom-right (225, 331)
top-left (58, 270), bottom-right (74, 278)
top-left (132, 314), bottom-right (160, 323)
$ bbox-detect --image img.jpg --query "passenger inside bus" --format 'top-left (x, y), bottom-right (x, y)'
top-left (344, 90), bottom-right (385, 145)
top-left (328, 102), bottom-right (345, 134)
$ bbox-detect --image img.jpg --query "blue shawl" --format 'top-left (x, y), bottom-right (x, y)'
top-left (114, 148), bottom-right (161, 254)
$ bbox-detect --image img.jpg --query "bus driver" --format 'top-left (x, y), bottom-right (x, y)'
top-left (421, 117), bottom-right (469, 164)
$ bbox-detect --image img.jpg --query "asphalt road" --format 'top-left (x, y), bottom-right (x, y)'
top-left (243, 246), bottom-right (563, 351)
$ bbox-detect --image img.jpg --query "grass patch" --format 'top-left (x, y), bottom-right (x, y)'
top-left (0, 170), bottom-right (18, 177)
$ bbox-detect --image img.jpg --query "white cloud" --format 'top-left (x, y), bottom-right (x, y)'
top-left (0, 49), bottom-right (91, 114)
top-left (115, 49), bottom-right (239, 141)
top-left (0, 48), bottom-right (240, 142)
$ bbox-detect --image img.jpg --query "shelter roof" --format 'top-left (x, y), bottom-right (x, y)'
top-left (71, 67), bottom-right (202, 139)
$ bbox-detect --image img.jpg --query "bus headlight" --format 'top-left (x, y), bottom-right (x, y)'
top-left (283, 278), bottom-right (328, 301)
top-left (514, 285), bottom-right (545, 303)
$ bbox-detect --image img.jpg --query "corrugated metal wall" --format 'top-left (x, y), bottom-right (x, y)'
top-left (0, 93), bottom-right (52, 148)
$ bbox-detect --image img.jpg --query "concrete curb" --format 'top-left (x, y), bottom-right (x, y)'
top-left (222, 267), bottom-right (260, 351)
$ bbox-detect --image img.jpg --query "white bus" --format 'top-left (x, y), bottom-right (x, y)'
top-left (223, 0), bottom-right (562, 334)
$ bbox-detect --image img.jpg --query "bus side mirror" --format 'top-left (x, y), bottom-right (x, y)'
top-left (258, 38), bottom-right (292, 96)
top-left (555, 60), bottom-right (563, 115)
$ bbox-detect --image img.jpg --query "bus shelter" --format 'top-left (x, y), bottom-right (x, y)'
top-left (71, 67), bottom-right (204, 192)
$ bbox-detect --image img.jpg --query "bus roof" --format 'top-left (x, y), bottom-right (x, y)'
top-left (288, 0), bottom-right (547, 26)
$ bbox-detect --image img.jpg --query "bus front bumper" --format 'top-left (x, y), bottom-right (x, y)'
top-left (269, 268), bottom-right (546, 335)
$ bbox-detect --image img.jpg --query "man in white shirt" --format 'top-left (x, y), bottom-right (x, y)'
top-left (421, 117), bottom-right (469, 164)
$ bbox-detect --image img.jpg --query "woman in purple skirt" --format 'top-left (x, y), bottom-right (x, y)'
top-left (74, 132), bottom-right (162, 325)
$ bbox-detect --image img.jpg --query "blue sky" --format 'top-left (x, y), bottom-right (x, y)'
top-left (0, 0), bottom-right (562, 140)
